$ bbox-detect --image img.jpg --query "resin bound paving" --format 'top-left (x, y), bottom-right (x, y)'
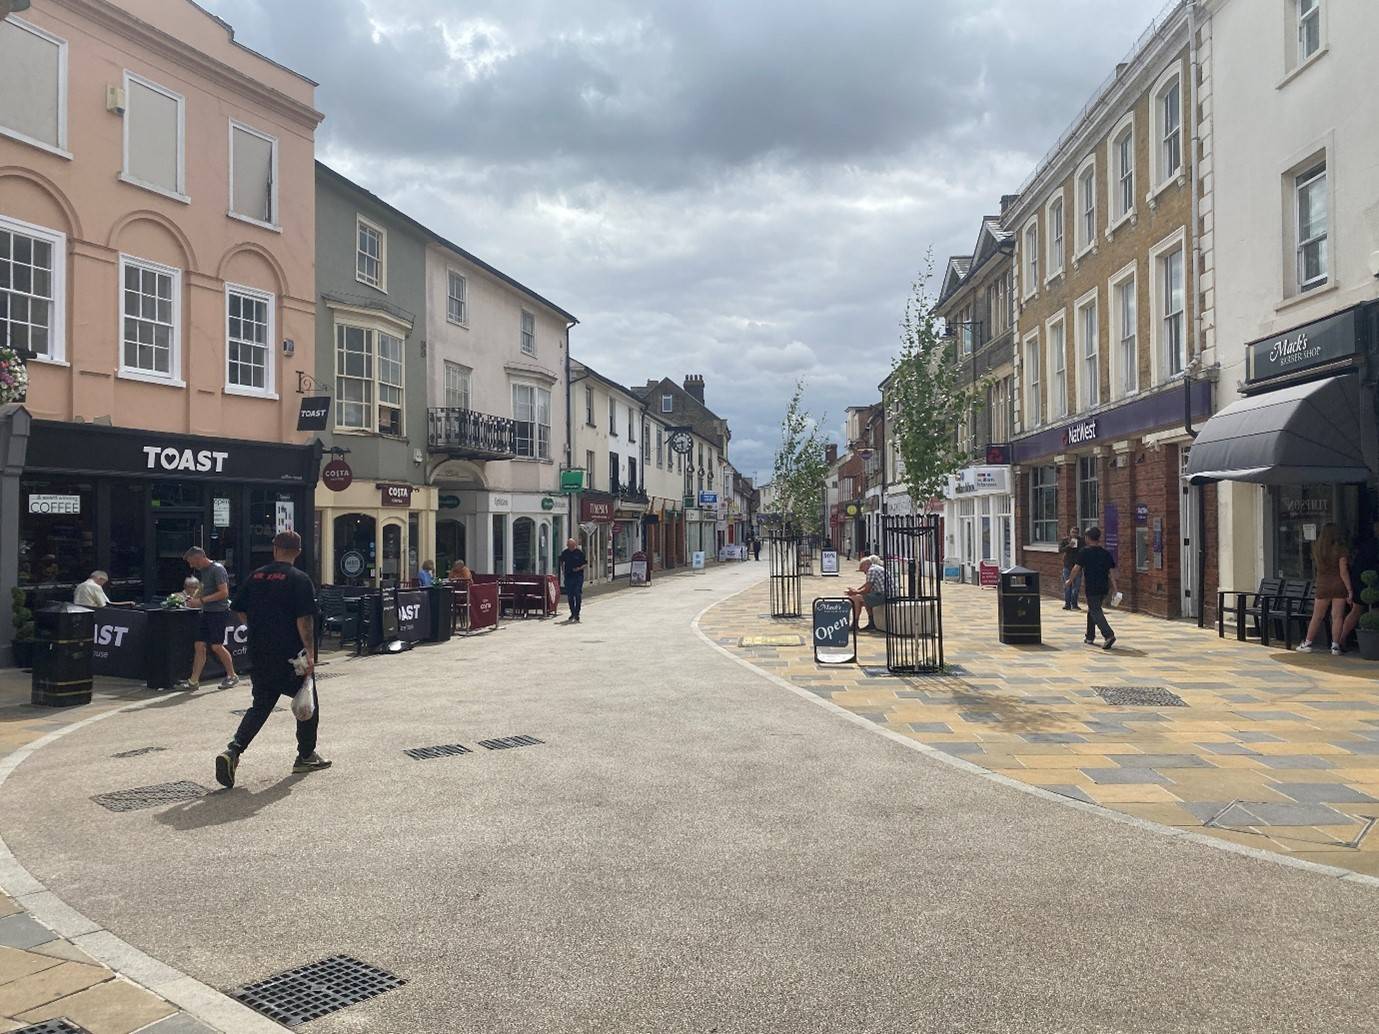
top-left (700, 571), bottom-right (1379, 877)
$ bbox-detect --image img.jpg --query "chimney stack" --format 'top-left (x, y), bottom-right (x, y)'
top-left (683, 374), bottom-right (705, 404)
top-left (999, 193), bottom-right (1020, 217)
top-left (825, 443), bottom-right (838, 464)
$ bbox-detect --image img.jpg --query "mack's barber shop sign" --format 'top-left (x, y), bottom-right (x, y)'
top-left (1246, 304), bottom-right (1365, 383)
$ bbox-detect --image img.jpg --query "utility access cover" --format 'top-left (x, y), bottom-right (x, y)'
top-left (1095, 685), bottom-right (1187, 707)
top-left (91, 781), bottom-right (208, 813)
top-left (231, 955), bottom-right (406, 1026)
top-left (740, 634), bottom-right (804, 647)
top-left (14, 1021), bottom-right (90, 1034)
top-left (403, 743), bottom-right (473, 760)
top-left (478, 735), bottom-right (544, 751)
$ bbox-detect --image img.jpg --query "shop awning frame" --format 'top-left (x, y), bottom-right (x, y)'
top-left (1185, 374), bottom-right (1378, 485)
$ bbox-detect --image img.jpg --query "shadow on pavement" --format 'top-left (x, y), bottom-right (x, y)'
top-left (154, 775), bottom-right (297, 831)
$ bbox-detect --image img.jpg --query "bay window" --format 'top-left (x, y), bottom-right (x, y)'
top-left (334, 321), bottom-right (405, 434)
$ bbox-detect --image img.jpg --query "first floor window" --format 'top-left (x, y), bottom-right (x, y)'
top-left (335, 322), bottom-right (405, 433)
top-left (120, 255), bottom-right (179, 378)
top-left (1296, 162), bottom-right (1328, 290)
top-left (357, 217), bottom-right (383, 289)
top-left (1030, 466), bottom-right (1058, 544)
top-left (1298, 0), bottom-right (1321, 63)
top-left (0, 216), bottom-right (63, 360)
top-left (1116, 276), bottom-right (1137, 396)
top-left (1160, 247), bottom-right (1184, 377)
top-left (1077, 455), bottom-right (1100, 530)
top-left (226, 285), bottom-right (272, 392)
top-left (444, 361), bottom-right (471, 410)
top-left (1025, 336), bottom-right (1042, 426)
top-left (513, 382), bottom-right (551, 459)
top-left (1079, 298), bottom-right (1099, 409)
top-left (378, 332), bottom-right (403, 435)
top-left (609, 451), bottom-right (620, 491)
top-left (1050, 320), bottom-right (1067, 418)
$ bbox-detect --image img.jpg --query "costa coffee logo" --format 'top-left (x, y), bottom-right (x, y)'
top-left (1061, 418), bottom-right (1098, 447)
top-left (381, 484), bottom-right (413, 506)
top-left (322, 459), bottom-right (353, 492)
top-left (142, 445), bottom-right (229, 473)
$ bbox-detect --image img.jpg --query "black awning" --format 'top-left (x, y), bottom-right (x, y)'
top-left (1185, 374), bottom-right (1377, 485)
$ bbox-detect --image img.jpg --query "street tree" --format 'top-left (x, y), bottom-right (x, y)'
top-left (771, 381), bottom-right (830, 537)
top-left (887, 254), bottom-right (987, 508)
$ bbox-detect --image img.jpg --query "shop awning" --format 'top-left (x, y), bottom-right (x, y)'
top-left (1185, 374), bottom-right (1377, 485)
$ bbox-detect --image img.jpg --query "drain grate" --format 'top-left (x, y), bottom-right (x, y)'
top-left (91, 780), bottom-right (208, 813)
top-left (230, 706), bottom-right (285, 716)
top-left (478, 734), bottom-right (544, 751)
top-left (1095, 685), bottom-right (1186, 707)
top-left (230, 954), bottom-right (406, 1026)
top-left (403, 743), bottom-right (472, 760)
top-left (15, 1022), bottom-right (90, 1034)
top-left (313, 671), bottom-right (345, 680)
top-left (110, 746), bottom-right (168, 759)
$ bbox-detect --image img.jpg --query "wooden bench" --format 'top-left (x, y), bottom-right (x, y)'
top-left (1268, 579), bottom-right (1315, 649)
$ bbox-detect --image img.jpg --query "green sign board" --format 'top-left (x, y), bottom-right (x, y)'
top-left (438, 494), bottom-right (461, 510)
top-left (541, 496), bottom-right (555, 511)
top-left (560, 469), bottom-right (585, 493)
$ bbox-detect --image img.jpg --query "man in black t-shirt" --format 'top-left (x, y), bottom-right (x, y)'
top-left (558, 537), bottom-right (587, 623)
top-left (1065, 526), bottom-right (1119, 650)
top-left (215, 531), bottom-right (330, 788)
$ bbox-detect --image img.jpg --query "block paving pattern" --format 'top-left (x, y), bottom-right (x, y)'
top-left (701, 573), bottom-right (1379, 877)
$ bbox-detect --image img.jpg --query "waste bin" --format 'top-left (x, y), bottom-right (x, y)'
top-left (428, 584), bottom-right (453, 643)
top-left (997, 566), bottom-right (1041, 645)
top-left (32, 603), bottom-right (94, 707)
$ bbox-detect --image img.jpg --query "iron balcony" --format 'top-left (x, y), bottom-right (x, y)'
top-left (427, 407), bottom-right (519, 460)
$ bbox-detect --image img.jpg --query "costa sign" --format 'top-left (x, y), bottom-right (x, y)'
top-left (380, 484), bottom-right (413, 507)
top-left (321, 458), bottom-right (353, 492)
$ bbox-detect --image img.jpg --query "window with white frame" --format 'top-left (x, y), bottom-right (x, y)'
top-left (1295, 161), bottom-right (1328, 291)
top-left (1024, 332), bottom-right (1042, 427)
top-left (0, 216), bottom-right (65, 361)
top-left (1111, 121), bottom-right (1135, 222)
top-left (520, 310), bottom-right (536, 356)
top-left (1048, 316), bottom-right (1067, 419)
top-left (356, 217), bottom-right (384, 289)
top-left (1047, 196), bottom-right (1064, 277)
top-left (1077, 294), bottom-right (1099, 410)
top-left (512, 382), bottom-right (551, 459)
top-left (1156, 73), bottom-right (1182, 186)
top-left (123, 73), bottom-right (184, 198)
top-left (1030, 465), bottom-right (1058, 544)
top-left (585, 449), bottom-right (596, 490)
top-left (1077, 455), bottom-right (1100, 530)
top-left (656, 427), bottom-right (664, 467)
top-left (628, 407), bottom-right (635, 442)
top-left (444, 361), bottom-right (471, 410)
top-left (642, 424), bottom-right (650, 461)
top-left (1112, 270), bottom-right (1138, 397)
top-left (584, 385), bottom-right (594, 426)
top-left (225, 284), bottom-right (273, 393)
top-left (958, 303), bottom-right (974, 354)
top-left (0, 17), bottom-right (66, 154)
top-left (1155, 240), bottom-right (1185, 379)
top-left (660, 393), bottom-right (673, 414)
top-left (229, 122), bottom-right (276, 225)
top-left (1022, 222), bottom-right (1039, 297)
top-left (1077, 162), bottom-right (1097, 252)
top-left (608, 396), bottom-right (617, 434)
top-left (446, 271), bottom-right (467, 324)
top-left (119, 255), bottom-right (180, 380)
top-left (1297, 0), bottom-right (1322, 64)
top-left (334, 322), bottom-right (404, 434)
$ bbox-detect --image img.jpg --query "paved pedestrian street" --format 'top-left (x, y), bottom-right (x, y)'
top-left (702, 570), bottom-right (1379, 878)
top-left (4, 564), bottom-right (1379, 1032)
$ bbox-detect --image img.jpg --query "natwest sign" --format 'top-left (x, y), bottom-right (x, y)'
top-left (1061, 418), bottom-right (1098, 447)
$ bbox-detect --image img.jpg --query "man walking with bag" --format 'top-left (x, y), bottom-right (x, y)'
top-left (215, 531), bottom-right (330, 788)
top-left (1064, 526), bottom-right (1119, 651)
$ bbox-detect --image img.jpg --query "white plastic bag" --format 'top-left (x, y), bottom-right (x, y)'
top-left (291, 673), bottom-right (316, 721)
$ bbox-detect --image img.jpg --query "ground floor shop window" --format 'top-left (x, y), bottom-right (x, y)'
top-left (334, 513), bottom-right (376, 584)
top-left (1272, 483), bottom-right (1358, 581)
top-left (1030, 466), bottom-right (1058, 544)
top-left (19, 477), bottom-right (96, 587)
top-left (108, 481), bottom-right (146, 598)
top-left (1077, 456), bottom-right (1100, 531)
top-left (514, 516), bottom-right (535, 573)
top-left (613, 521), bottom-right (633, 565)
top-left (437, 519), bottom-right (466, 576)
top-left (492, 514), bottom-right (506, 573)
top-left (538, 522), bottom-right (550, 573)
top-left (382, 524), bottom-right (402, 583)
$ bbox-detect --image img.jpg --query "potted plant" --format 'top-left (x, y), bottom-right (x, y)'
top-left (1355, 570), bottom-right (1379, 661)
top-left (10, 587), bottom-right (35, 669)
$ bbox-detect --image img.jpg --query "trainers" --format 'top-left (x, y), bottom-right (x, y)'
top-left (1296, 641), bottom-right (1313, 653)
top-left (1103, 636), bottom-right (1117, 651)
top-left (173, 679), bottom-right (195, 691)
top-left (292, 752), bottom-right (332, 774)
top-left (1331, 644), bottom-right (1342, 656)
top-left (1083, 637), bottom-right (1095, 645)
top-left (218, 674), bottom-right (240, 689)
top-left (215, 748), bottom-right (239, 789)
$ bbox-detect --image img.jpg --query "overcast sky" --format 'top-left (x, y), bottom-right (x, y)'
top-left (207, 0), bottom-right (1168, 481)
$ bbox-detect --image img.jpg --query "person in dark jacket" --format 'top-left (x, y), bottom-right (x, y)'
top-left (1059, 527), bottom-right (1083, 611)
top-left (1065, 527), bottom-right (1119, 650)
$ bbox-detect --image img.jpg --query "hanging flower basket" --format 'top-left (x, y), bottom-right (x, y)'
top-left (0, 344), bottom-right (29, 405)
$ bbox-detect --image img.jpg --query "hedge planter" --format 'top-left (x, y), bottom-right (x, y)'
top-left (1358, 628), bottom-right (1379, 662)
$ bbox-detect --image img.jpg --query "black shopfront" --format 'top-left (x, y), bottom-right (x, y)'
top-left (18, 421), bottom-right (320, 604)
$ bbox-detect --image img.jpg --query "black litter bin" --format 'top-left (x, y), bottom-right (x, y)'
top-left (997, 566), bottom-right (1042, 645)
top-left (428, 584), bottom-right (453, 643)
top-left (33, 603), bottom-right (95, 707)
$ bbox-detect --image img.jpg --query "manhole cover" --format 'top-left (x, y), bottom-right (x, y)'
top-left (15, 1021), bottom-right (90, 1034)
top-left (403, 743), bottom-right (472, 760)
top-left (478, 735), bottom-right (544, 751)
top-left (110, 746), bottom-right (167, 759)
top-left (230, 707), bottom-right (284, 716)
top-left (1095, 685), bottom-right (1186, 707)
top-left (91, 780), bottom-right (209, 813)
top-left (739, 635), bottom-right (803, 647)
top-left (231, 954), bottom-right (406, 1026)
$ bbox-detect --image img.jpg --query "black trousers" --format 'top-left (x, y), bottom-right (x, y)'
top-left (231, 675), bottom-right (318, 758)
top-left (566, 575), bottom-right (584, 620)
top-left (1086, 594), bottom-right (1115, 641)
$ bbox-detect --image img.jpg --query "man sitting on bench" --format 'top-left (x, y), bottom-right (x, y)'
top-left (846, 555), bottom-right (887, 631)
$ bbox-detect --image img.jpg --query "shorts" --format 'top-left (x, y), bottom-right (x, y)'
top-left (863, 590), bottom-right (885, 608)
top-left (197, 609), bottom-right (231, 645)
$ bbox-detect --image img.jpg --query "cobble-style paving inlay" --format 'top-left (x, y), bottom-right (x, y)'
top-left (90, 781), bottom-right (208, 813)
top-left (230, 954), bottom-right (406, 1026)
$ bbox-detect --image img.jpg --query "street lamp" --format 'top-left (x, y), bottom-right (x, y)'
top-left (1, 1), bottom-right (32, 19)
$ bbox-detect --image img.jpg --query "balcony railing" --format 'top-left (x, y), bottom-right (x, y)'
top-left (615, 485), bottom-right (649, 505)
top-left (427, 407), bottom-right (518, 460)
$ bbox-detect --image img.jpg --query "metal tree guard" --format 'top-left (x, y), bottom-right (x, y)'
top-left (880, 513), bottom-right (944, 673)
top-left (768, 529), bottom-right (802, 618)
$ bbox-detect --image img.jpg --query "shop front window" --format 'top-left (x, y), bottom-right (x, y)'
top-left (1077, 456), bottom-right (1100, 530)
top-left (381, 523), bottom-right (402, 583)
top-left (437, 519), bottom-right (466, 578)
top-left (19, 477), bottom-right (96, 588)
top-left (513, 517), bottom-right (535, 573)
top-left (613, 521), bottom-right (633, 566)
top-left (1030, 466), bottom-right (1058, 544)
top-left (333, 513), bottom-right (376, 584)
top-left (250, 489), bottom-right (295, 573)
top-left (108, 481), bottom-right (146, 601)
top-left (539, 522), bottom-right (550, 573)
top-left (1273, 484), bottom-right (1356, 581)
top-left (492, 514), bottom-right (506, 573)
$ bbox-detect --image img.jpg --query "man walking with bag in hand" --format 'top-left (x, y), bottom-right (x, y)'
top-left (215, 530), bottom-right (330, 788)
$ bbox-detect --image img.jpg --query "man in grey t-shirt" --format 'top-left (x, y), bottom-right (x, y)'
top-left (175, 547), bottom-right (239, 690)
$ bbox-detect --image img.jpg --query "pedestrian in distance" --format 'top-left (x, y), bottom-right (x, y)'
top-left (417, 559), bottom-right (435, 587)
top-left (215, 531), bottom-right (329, 788)
top-left (753, 538), bottom-right (761, 561)
top-left (1065, 527), bottom-right (1118, 650)
top-left (558, 537), bottom-right (587, 623)
top-left (1298, 523), bottom-right (1355, 655)
top-left (1059, 526), bottom-right (1083, 611)
top-left (175, 547), bottom-right (239, 691)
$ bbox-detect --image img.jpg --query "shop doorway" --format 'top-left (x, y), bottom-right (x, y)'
top-left (1179, 449), bottom-right (1200, 618)
top-left (513, 517), bottom-right (535, 573)
top-left (153, 513), bottom-right (202, 597)
top-left (333, 513), bottom-right (376, 585)
top-left (381, 524), bottom-right (403, 584)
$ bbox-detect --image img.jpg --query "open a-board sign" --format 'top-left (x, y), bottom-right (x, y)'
top-left (812, 597), bottom-right (856, 664)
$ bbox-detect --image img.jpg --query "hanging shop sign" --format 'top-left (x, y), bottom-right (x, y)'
top-left (985, 443), bottom-right (1011, 464)
top-left (1135, 503), bottom-right (1150, 525)
top-left (541, 496), bottom-right (556, 511)
top-left (698, 491), bottom-right (718, 506)
top-left (439, 494), bottom-right (461, 510)
top-left (812, 597), bottom-right (856, 664)
top-left (27, 494), bottom-right (81, 515)
top-left (560, 469), bottom-right (585, 493)
top-left (580, 494), bottom-right (615, 522)
top-left (321, 458), bottom-right (353, 492)
top-left (380, 484), bottom-right (413, 507)
top-left (296, 396), bottom-right (331, 432)
top-left (1246, 304), bottom-right (1366, 384)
